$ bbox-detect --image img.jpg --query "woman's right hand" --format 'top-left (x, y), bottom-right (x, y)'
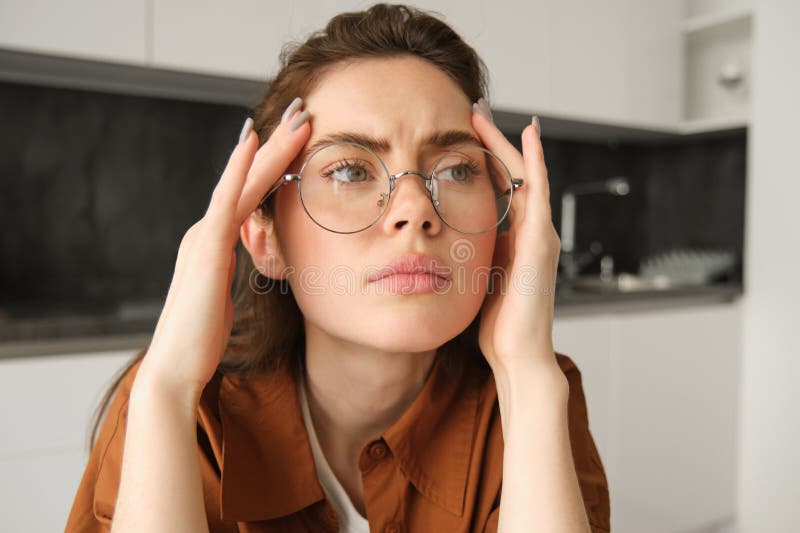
top-left (136, 99), bottom-right (311, 403)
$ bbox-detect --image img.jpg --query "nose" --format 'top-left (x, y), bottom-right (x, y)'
top-left (380, 170), bottom-right (443, 234)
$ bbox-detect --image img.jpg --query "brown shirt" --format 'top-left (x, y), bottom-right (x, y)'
top-left (66, 350), bottom-right (610, 532)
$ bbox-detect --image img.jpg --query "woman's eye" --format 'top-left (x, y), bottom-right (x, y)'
top-left (322, 162), bottom-right (372, 183)
top-left (439, 164), bottom-right (473, 182)
top-left (338, 165), bottom-right (368, 182)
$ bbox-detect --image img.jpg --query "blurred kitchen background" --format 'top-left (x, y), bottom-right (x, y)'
top-left (0, 0), bottom-right (797, 531)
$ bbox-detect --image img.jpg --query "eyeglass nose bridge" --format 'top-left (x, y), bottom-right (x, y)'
top-left (389, 170), bottom-right (433, 192)
top-left (387, 169), bottom-right (440, 205)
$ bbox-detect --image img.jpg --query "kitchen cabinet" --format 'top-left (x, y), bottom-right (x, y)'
top-left (548, 0), bottom-right (683, 128)
top-left (680, 1), bottom-right (753, 132)
top-left (450, 0), bottom-right (554, 117)
top-left (0, 350), bottom-right (135, 531)
top-left (0, 298), bottom-right (740, 532)
top-left (151, 0), bottom-right (294, 80)
top-left (554, 300), bottom-right (741, 533)
top-left (150, 0), bottom-right (682, 127)
top-left (551, 313), bottom-right (615, 468)
top-left (1, 0), bottom-right (685, 129)
top-left (0, 0), bottom-right (147, 65)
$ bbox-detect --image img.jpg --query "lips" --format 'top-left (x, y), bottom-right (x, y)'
top-left (368, 253), bottom-right (453, 282)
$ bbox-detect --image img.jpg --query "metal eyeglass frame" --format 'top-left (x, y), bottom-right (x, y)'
top-left (258, 141), bottom-right (524, 235)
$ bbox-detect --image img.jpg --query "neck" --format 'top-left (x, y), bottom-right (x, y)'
top-left (300, 321), bottom-right (438, 460)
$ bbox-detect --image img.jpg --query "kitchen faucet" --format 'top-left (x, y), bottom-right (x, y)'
top-left (558, 177), bottom-right (630, 281)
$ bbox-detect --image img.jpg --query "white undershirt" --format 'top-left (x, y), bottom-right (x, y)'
top-left (298, 372), bottom-right (370, 533)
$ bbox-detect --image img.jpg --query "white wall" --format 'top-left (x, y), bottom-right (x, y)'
top-left (737, 0), bottom-right (800, 531)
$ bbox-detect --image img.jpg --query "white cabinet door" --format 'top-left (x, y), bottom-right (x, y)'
top-left (0, 0), bottom-right (147, 65)
top-left (610, 302), bottom-right (741, 533)
top-left (149, 0), bottom-right (682, 127)
top-left (549, 0), bottom-right (683, 127)
top-left (150, 0), bottom-right (553, 110)
top-left (152, 0), bottom-right (387, 80)
top-left (0, 351), bottom-right (137, 532)
top-left (152, 0), bottom-right (295, 80)
top-left (555, 301), bottom-right (742, 533)
top-left (0, 0), bottom-right (683, 128)
top-left (553, 313), bottom-right (614, 467)
top-left (440, 0), bottom-right (553, 114)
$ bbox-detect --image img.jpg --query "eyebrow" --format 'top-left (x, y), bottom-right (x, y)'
top-left (299, 129), bottom-right (483, 162)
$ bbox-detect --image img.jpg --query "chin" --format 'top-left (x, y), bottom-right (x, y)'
top-left (356, 310), bottom-right (471, 352)
top-left (364, 333), bottom-right (449, 354)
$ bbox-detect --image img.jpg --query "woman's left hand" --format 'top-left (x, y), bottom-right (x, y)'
top-left (472, 100), bottom-right (562, 375)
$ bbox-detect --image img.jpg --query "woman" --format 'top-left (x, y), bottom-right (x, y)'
top-left (66, 4), bottom-right (610, 532)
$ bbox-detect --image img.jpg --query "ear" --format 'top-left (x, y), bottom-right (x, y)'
top-left (240, 211), bottom-right (289, 280)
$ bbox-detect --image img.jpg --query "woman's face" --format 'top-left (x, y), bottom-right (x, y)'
top-left (273, 56), bottom-right (496, 353)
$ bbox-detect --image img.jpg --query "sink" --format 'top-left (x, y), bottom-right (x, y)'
top-left (558, 273), bottom-right (695, 293)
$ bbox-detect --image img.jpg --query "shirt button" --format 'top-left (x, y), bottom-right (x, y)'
top-left (369, 441), bottom-right (388, 460)
top-left (383, 521), bottom-right (403, 533)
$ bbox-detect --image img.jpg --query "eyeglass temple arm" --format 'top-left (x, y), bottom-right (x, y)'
top-left (259, 173), bottom-right (301, 206)
top-left (499, 177), bottom-right (525, 197)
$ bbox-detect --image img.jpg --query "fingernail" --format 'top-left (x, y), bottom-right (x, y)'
top-left (532, 115), bottom-right (541, 136)
top-left (479, 98), bottom-right (494, 123)
top-left (474, 97), bottom-right (494, 124)
top-left (281, 96), bottom-right (303, 125)
top-left (473, 101), bottom-right (491, 123)
top-left (289, 109), bottom-right (310, 132)
top-left (238, 116), bottom-right (253, 144)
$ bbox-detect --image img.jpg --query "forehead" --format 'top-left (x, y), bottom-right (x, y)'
top-left (301, 56), bottom-right (476, 152)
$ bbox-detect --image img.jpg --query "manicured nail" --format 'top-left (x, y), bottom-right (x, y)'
top-left (473, 102), bottom-right (490, 123)
top-left (289, 109), bottom-right (310, 132)
top-left (473, 97), bottom-right (493, 124)
top-left (281, 96), bottom-right (303, 124)
top-left (532, 115), bottom-right (541, 136)
top-left (238, 116), bottom-right (253, 144)
top-left (479, 98), bottom-right (494, 123)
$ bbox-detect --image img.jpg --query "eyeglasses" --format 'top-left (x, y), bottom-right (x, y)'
top-left (259, 141), bottom-right (523, 234)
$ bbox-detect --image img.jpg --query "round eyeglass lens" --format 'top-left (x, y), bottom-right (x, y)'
top-left (298, 142), bottom-right (391, 233)
top-left (430, 146), bottom-right (514, 234)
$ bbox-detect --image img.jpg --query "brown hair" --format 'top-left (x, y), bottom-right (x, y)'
top-left (88, 2), bottom-right (492, 452)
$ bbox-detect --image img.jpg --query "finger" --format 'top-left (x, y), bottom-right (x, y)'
top-left (204, 121), bottom-right (260, 226)
top-left (234, 109), bottom-right (312, 223)
top-left (196, 111), bottom-right (310, 299)
top-left (470, 110), bottom-right (529, 228)
top-left (521, 120), bottom-right (551, 210)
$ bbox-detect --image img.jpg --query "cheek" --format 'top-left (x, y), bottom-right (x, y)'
top-left (274, 183), bottom-right (321, 262)
top-left (274, 187), bottom-right (355, 299)
top-left (447, 233), bottom-right (496, 298)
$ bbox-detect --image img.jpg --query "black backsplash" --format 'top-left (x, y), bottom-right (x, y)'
top-left (0, 80), bottom-right (746, 323)
top-left (504, 130), bottom-right (746, 278)
top-left (1, 81), bottom-right (248, 319)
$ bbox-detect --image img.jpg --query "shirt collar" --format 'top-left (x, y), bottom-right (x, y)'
top-left (217, 350), bottom-right (484, 522)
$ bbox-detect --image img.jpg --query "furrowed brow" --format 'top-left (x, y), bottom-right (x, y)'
top-left (299, 129), bottom-right (482, 162)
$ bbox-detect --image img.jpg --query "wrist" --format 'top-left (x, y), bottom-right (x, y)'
top-left (490, 345), bottom-right (566, 388)
top-left (132, 359), bottom-right (204, 414)
top-left (491, 354), bottom-right (569, 416)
